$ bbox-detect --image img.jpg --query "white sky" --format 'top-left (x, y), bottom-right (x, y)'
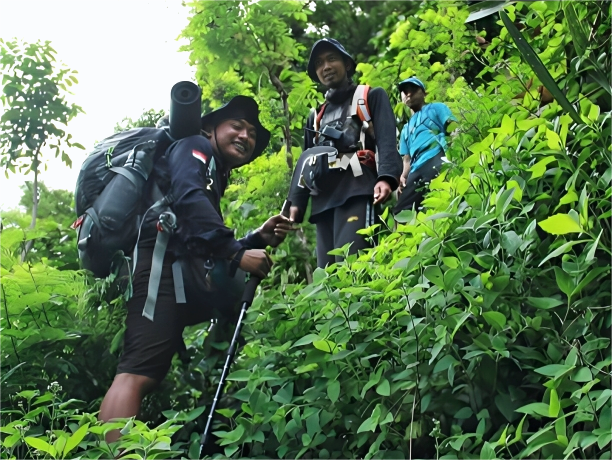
top-left (0, 0), bottom-right (194, 210)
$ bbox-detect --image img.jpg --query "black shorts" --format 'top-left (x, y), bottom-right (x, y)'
top-left (116, 247), bottom-right (229, 382)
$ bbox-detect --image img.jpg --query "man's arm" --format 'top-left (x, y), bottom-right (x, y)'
top-left (368, 87), bottom-right (402, 190)
top-left (397, 124), bottom-right (411, 190)
top-left (400, 155), bottom-right (411, 189)
top-left (432, 102), bottom-right (458, 136)
top-left (287, 110), bottom-right (316, 223)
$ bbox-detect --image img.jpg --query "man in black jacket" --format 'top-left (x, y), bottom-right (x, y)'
top-left (288, 38), bottom-right (402, 267)
top-left (99, 96), bottom-right (292, 442)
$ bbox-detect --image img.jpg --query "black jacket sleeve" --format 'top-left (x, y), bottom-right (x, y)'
top-left (238, 231), bottom-right (267, 249)
top-left (166, 137), bottom-right (243, 259)
top-left (368, 87), bottom-right (402, 190)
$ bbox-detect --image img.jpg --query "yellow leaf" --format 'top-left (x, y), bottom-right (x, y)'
top-left (546, 129), bottom-right (562, 150)
top-left (559, 188), bottom-right (578, 205)
top-left (506, 180), bottom-right (523, 202)
top-left (538, 213), bottom-right (584, 235)
top-left (528, 156), bottom-right (556, 180)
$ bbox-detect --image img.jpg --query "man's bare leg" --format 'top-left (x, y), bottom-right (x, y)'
top-left (99, 373), bottom-right (158, 443)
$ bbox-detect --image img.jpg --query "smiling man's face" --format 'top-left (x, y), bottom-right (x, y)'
top-left (211, 118), bottom-right (257, 168)
top-left (314, 48), bottom-right (350, 89)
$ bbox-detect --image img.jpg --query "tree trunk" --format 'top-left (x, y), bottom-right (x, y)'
top-left (21, 152), bottom-right (39, 261)
top-left (268, 70), bottom-right (293, 170)
top-left (30, 158), bottom-right (39, 229)
top-left (281, 93), bottom-right (293, 171)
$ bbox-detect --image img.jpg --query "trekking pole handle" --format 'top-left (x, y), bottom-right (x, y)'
top-left (241, 275), bottom-right (261, 305)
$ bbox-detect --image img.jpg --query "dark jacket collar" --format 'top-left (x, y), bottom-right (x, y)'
top-left (324, 82), bottom-right (358, 105)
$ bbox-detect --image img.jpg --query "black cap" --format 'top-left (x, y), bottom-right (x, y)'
top-left (307, 38), bottom-right (357, 84)
top-left (200, 95), bottom-right (271, 160)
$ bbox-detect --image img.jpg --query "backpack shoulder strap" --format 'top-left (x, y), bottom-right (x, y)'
top-left (350, 85), bottom-right (372, 122)
top-left (314, 104), bottom-right (327, 143)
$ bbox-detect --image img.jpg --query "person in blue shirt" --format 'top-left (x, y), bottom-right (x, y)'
top-left (393, 77), bottom-right (457, 214)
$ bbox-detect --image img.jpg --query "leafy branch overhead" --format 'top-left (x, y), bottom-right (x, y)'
top-left (181, 0), bottom-right (318, 168)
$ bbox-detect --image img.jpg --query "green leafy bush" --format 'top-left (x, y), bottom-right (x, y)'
top-left (2, 2), bottom-right (610, 459)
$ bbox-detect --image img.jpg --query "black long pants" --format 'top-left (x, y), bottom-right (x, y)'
top-left (393, 153), bottom-right (445, 214)
top-left (312, 195), bottom-right (376, 268)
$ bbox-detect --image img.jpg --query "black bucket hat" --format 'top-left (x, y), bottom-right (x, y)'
top-left (200, 95), bottom-right (271, 160)
top-left (307, 38), bottom-right (357, 84)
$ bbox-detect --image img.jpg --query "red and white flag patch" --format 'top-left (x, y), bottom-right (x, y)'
top-left (192, 149), bottom-right (208, 165)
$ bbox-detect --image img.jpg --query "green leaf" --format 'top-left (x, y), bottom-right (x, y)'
top-left (549, 389), bottom-right (560, 417)
top-left (527, 156), bottom-right (556, 180)
top-left (534, 364), bottom-right (575, 378)
top-left (572, 267), bottom-right (610, 297)
top-left (571, 367), bottom-right (593, 383)
top-left (313, 339), bottom-right (336, 353)
top-left (25, 437), bottom-right (55, 456)
top-left (539, 240), bottom-right (588, 266)
top-left (357, 405), bottom-right (381, 433)
top-left (538, 213), bottom-right (584, 235)
top-left (433, 354), bottom-right (458, 374)
top-left (227, 369), bottom-right (252, 381)
top-left (327, 380), bottom-right (340, 403)
top-left (483, 311), bottom-right (507, 330)
top-left (506, 180), bottom-right (523, 201)
top-left (585, 230), bottom-right (602, 262)
top-left (217, 424), bottom-right (244, 444)
top-left (64, 423), bottom-right (89, 456)
top-left (424, 265), bottom-right (444, 289)
top-left (515, 402), bottom-right (551, 417)
top-left (376, 379), bottom-right (391, 396)
top-left (554, 267), bottom-right (574, 298)
top-left (292, 334), bottom-right (320, 348)
top-left (500, 11), bottom-right (582, 124)
top-left (527, 297), bottom-right (563, 310)
top-left (480, 441), bottom-right (497, 460)
top-left (563, 2), bottom-right (588, 56)
top-left (559, 188), bottom-right (578, 206)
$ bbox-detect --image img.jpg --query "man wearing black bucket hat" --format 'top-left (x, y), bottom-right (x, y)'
top-left (99, 95), bottom-right (292, 441)
top-left (287, 38), bottom-right (402, 267)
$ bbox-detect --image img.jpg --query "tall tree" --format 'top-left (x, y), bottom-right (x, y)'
top-left (182, 0), bottom-right (319, 169)
top-left (0, 38), bottom-right (83, 257)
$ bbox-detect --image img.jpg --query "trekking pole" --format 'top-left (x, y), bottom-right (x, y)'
top-left (199, 275), bottom-right (261, 457)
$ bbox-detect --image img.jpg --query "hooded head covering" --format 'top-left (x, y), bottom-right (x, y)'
top-left (201, 95), bottom-right (271, 160)
top-left (307, 38), bottom-right (357, 84)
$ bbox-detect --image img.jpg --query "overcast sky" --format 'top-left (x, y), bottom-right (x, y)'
top-left (0, 0), bottom-right (194, 210)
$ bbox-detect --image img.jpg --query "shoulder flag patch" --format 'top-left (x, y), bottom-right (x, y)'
top-left (192, 149), bottom-right (208, 165)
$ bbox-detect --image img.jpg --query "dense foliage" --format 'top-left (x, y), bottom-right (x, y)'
top-left (1, 1), bottom-right (610, 459)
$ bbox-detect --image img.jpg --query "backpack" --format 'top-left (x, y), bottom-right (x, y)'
top-left (314, 85), bottom-right (374, 145)
top-left (73, 127), bottom-right (174, 280)
top-left (312, 85), bottom-right (377, 175)
top-left (73, 128), bottom-right (246, 322)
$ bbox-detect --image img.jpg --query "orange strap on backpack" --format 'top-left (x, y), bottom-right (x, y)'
top-left (313, 85), bottom-right (372, 143)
